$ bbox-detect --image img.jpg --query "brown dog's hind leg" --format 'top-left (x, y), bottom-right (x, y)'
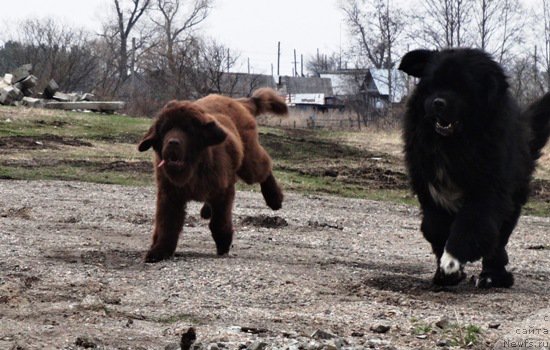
top-left (260, 173), bottom-right (283, 210)
top-left (145, 185), bottom-right (186, 263)
top-left (238, 145), bottom-right (283, 210)
top-left (209, 186), bottom-right (235, 255)
top-left (200, 203), bottom-right (212, 219)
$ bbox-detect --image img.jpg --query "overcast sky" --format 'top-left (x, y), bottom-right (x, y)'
top-left (0, 0), bottom-right (347, 76)
top-left (0, 0), bottom-right (543, 75)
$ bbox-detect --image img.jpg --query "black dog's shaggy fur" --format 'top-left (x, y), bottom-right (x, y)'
top-left (399, 48), bottom-right (550, 288)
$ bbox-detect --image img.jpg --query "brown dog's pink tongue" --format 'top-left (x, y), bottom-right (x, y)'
top-left (158, 160), bottom-right (166, 168)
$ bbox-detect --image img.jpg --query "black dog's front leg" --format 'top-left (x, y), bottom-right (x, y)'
top-left (420, 202), bottom-right (466, 286)
top-left (440, 195), bottom-right (500, 276)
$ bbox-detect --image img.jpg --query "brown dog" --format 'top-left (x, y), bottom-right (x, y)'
top-left (138, 88), bottom-right (288, 262)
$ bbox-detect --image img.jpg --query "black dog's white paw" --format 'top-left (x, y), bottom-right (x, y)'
top-left (440, 250), bottom-right (462, 275)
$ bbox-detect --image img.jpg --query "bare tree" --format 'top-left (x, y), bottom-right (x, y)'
top-left (508, 53), bottom-right (546, 107)
top-left (306, 51), bottom-right (341, 75)
top-left (198, 39), bottom-right (238, 95)
top-left (90, 26), bottom-right (124, 98)
top-left (415, 0), bottom-right (474, 48)
top-left (474, 0), bottom-right (524, 64)
top-left (151, 0), bottom-right (212, 96)
top-left (110, 0), bottom-right (151, 80)
top-left (541, 0), bottom-right (550, 90)
top-left (0, 18), bottom-right (98, 92)
top-left (340, 0), bottom-right (405, 121)
top-left (341, 0), bottom-right (405, 69)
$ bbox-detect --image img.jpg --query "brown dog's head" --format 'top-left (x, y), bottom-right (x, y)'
top-left (138, 100), bottom-right (227, 186)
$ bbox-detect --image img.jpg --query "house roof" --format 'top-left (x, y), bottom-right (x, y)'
top-left (320, 71), bottom-right (366, 96)
top-left (321, 68), bottom-right (408, 103)
top-left (368, 69), bottom-right (408, 103)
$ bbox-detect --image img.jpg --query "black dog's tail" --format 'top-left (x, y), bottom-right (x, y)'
top-left (525, 93), bottom-right (550, 161)
top-left (239, 88), bottom-right (289, 117)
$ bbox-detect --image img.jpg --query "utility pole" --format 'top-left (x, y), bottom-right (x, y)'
top-left (301, 54), bottom-right (304, 77)
top-left (293, 49), bottom-right (298, 77)
top-left (247, 57), bottom-right (250, 74)
top-left (227, 48), bottom-right (230, 72)
top-left (131, 37), bottom-right (136, 99)
top-left (277, 41), bottom-right (281, 76)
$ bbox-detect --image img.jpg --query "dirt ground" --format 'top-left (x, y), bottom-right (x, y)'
top-left (0, 180), bottom-right (549, 350)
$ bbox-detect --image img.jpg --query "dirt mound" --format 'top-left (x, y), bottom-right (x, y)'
top-left (240, 214), bottom-right (288, 228)
top-left (0, 134), bottom-right (92, 150)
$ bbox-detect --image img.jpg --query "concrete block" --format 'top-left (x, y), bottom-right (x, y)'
top-left (0, 86), bottom-right (24, 105)
top-left (43, 79), bottom-right (59, 99)
top-left (21, 97), bottom-right (45, 108)
top-left (11, 64), bottom-right (33, 83)
top-left (3, 73), bottom-right (13, 85)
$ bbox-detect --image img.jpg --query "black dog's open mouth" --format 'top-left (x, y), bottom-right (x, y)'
top-left (435, 119), bottom-right (459, 136)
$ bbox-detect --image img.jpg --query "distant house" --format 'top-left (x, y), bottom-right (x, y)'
top-left (277, 75), bottom-right (342, 110)
top-left (321, 68), bottom-right (408, 110)
top-left (365, 68), bottom-right (408, 106)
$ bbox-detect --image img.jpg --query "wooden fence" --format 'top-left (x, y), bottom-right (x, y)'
top-left (257, 107), bottom-right (403, 131)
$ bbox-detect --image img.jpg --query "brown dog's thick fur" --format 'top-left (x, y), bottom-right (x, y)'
top-left (138, 88), bottom-right (288, 262)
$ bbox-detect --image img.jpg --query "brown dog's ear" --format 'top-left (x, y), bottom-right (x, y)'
top-left (138, 124), bottom-right (157, 152)
top-left (201, 121), bottom-right (227, 147)
top-left (164, 100), bottom-right (179, 109)
top-left (399, 49), bottom-right (436, 78)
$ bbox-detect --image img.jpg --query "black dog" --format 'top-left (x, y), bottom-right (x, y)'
top-left (399, 48), bottom-right (550, 288)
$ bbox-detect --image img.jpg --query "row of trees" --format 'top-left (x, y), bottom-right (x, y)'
top-left (319, 0), bottom-right (550, 107)
top-left (0, 0), bottom-right (244, 115)
top-left (1, 0), bottom-right (550, 117)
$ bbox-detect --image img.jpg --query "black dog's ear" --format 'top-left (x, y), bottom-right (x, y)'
top-left (201, 121), bottom-right (227, 147)
top-left (399, 49), bottom-right (436, 77)
top-left (138, 124), bottom-right (158, 152)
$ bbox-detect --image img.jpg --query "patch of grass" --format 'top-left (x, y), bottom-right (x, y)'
top-left (523, 200), bottom-right (550, 217)
top-left (269, 169), bottom-right (416, 206)
top-left (0, 106), bottom-right (150, 142)
top-left (447, 323), bottom-right (482, 347)
top-left (412, 323), bottom-right (433, 336)
top-left (1, 106), bottom-right (549, 216)
top-left (410, 318), bottom-right (483, 346)
top-left (0, 163), bottom-right (153, 186)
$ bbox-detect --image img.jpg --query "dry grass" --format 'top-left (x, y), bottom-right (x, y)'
top-left (536, 144), bottom-right (550, 180)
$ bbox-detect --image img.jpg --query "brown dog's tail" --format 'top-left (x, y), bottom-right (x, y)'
top-left (239, 88), bottom-right (288, 117)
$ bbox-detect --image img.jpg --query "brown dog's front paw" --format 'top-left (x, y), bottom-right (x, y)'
top-left (215, 239), bottom-right (232, 256)
top-left (144, 248), bottom-right (173, 263)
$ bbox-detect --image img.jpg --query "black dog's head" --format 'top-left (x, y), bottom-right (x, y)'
top-left (138, 100), bottom-right (227, 186)
top-left (399, 48), bottom-right (509, 137)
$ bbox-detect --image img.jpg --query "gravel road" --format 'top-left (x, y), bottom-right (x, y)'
top-left (0, 180), bottom-right (549, 349)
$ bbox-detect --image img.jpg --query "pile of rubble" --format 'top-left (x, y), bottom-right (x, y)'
top-left (0, 64), bottom-right (124, 113)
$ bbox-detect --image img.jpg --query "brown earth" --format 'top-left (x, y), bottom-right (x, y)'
top-left (0, 135), bottom-right (93, 150)
top-left (0, 180), bottom-right (549, 350)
